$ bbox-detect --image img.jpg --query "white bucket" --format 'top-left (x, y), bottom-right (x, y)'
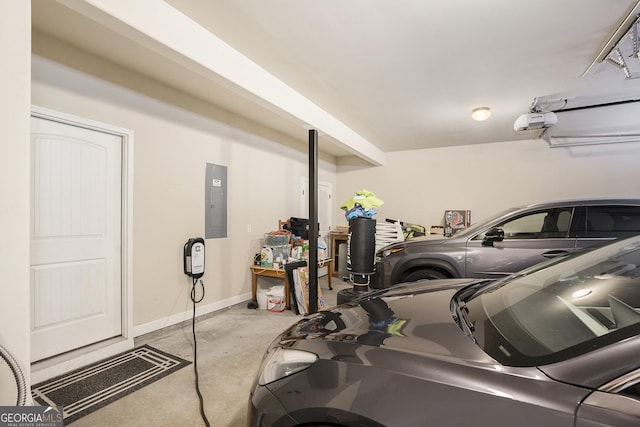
top-left (257, 288), bottom-right (268, 310)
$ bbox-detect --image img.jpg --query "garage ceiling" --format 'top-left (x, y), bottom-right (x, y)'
top-left (31, 0), bottom-right (640, 164)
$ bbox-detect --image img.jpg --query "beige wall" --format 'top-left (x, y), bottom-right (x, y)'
top-left (31, 39), bottom-right (337, 333)
top-left (0, 1), bottom-right (31, 405)
top-left (337, 140), bottom-right (640, 230)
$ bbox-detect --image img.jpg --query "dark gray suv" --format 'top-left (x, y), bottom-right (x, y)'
top-left (371, 199), bottom-right (640, 289)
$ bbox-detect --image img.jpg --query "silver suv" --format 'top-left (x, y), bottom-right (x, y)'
top-left (371, 199), bottom-right (640, 289)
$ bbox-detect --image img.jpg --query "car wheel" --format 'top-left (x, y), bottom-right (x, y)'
top-left (402, 268), bottom-right (448, 282)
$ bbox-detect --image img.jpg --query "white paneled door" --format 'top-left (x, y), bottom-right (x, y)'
top-left (30, 115), bottom-right (122, 362)
top-left (301, 179), bottom-right (332, 237)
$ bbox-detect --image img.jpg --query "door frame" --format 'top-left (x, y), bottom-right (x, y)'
top-left (30, 106), bottom-right (134, 383)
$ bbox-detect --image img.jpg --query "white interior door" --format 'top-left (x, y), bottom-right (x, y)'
top-left (301, 178), bottom-right (332, 237)
top-left (30, 116), bottom-right (122, 362)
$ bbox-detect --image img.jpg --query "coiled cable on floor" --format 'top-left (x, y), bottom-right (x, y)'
top-left (191, 277), bottom-right (211, 427)
top-left (0, 343), bottom-right (27, 406)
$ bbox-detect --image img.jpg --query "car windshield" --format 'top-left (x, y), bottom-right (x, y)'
top-left (463, 236), bottom-right (640, 366)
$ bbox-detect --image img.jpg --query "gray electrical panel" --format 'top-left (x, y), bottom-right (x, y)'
top-left (205, 163), bottom-right (227, 239)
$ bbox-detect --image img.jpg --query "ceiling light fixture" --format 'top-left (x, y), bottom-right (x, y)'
top-left (471, 107), bottom-right (491, 122)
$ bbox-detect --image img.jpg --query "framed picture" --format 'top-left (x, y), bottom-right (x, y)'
top-left (444, 210), bottom-right (471, 237)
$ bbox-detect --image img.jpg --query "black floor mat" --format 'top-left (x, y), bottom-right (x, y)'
top-left (31, 345), bottom-right (190, 424)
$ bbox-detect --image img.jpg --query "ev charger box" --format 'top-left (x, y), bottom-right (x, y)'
top-left (267, 285), bottom-right (286, 312)
top-left (191, 242), bottom-right (205, 275)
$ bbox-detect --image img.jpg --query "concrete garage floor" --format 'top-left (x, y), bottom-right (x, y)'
top-left (70, 276), bottom-right (352, 427)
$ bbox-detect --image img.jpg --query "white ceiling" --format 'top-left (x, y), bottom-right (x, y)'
top-left (31, 0), bottom-right (640, 163)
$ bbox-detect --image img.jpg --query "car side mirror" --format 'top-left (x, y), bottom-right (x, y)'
top-left (483, 227), bottom-right (504, 246)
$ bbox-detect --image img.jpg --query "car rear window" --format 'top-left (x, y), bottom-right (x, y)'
top-left (573, 205), bottom-right (640, 238)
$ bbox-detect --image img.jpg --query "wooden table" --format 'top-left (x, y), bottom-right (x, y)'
top-left (249, 259), bottom-right (333, 309)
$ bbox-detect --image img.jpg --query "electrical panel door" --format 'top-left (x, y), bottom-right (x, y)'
top-left (205, 163), bottom-right (227, 239)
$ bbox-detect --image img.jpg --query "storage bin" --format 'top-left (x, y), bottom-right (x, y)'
top-left (264, 233), bottom-right (290, 246)
top-left (271, 244), bottom-right (291, 265)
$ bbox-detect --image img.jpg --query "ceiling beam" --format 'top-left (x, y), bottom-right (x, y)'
top-left (58, 0), bottom-right (386, 165)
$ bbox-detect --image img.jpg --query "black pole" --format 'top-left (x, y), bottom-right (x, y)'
top-left (308, 129), bottom-right (318, 313)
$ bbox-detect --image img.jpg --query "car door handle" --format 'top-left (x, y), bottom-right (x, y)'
top-left (542, 250), bottom-right (569, 259)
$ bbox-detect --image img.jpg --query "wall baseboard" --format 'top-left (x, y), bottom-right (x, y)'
top-left (133, 292), bottom-right (252, 338)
